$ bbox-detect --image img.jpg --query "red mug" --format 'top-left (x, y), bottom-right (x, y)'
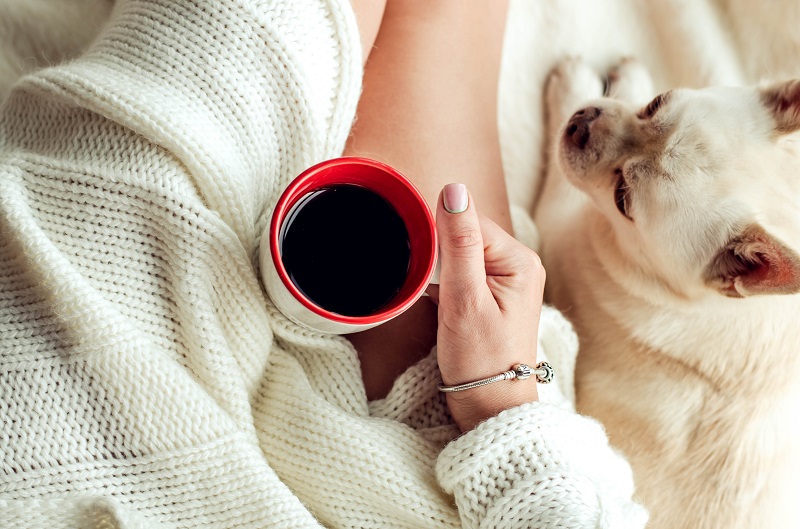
top-left (259, 157), bottom-right (438, 334)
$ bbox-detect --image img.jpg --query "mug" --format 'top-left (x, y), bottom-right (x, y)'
top-left (260, 157), bottom-right (438, 334)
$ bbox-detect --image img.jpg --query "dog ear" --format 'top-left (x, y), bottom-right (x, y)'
top-left (761, 79), bottom-right (800, 134)
top-left (705, 225), bottom-right (800, 297)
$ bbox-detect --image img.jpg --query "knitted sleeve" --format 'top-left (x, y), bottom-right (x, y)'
top-left (435, 403), bottom-right (649, 529)
top-left (0, 1), bottom-right (362, 527)
top-left (17, 0), bottom-right (362, 259)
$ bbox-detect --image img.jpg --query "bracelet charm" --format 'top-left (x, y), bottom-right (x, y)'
top-left (438, 361), bottom-right (554, 393)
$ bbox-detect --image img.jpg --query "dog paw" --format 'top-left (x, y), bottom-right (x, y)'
top-left (605, 57), bottom-right (655, 105)
top-left (545, 58), bottom-right (604, 135)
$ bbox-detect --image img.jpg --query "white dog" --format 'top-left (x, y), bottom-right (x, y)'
top-left (537, 58), bottom-right (800, 529)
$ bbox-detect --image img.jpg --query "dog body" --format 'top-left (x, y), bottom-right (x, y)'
top-left (537, 59), bottom-right (800, 529)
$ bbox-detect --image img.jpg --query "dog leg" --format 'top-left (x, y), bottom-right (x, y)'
top-left (535, 59), bottom-right (602, 236)
top-left (544, 58), bottom-right (605, 141)
top-left (605, 58), bottom-right (656, 106)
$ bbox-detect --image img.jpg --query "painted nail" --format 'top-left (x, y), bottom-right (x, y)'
top-left (443, 183), bottom-right (468, 213)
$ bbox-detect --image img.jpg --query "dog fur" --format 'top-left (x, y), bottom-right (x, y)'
top-left (537, 58), bottom-right (800, 529)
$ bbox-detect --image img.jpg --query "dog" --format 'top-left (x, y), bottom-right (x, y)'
top-left (536, 57), bottom-right (800, 529)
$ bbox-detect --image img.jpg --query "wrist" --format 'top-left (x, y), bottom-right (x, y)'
top-left (447, 382), bottom-right (538, 432)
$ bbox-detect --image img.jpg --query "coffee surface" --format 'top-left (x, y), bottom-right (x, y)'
top-left (279, 185), bottom-right (411, 317)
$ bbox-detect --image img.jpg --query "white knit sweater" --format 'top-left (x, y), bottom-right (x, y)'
top-left (0, 0), bottom-right (648, 527)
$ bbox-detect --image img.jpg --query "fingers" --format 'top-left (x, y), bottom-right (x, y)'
top-left (436, 183), bottom-right (546, 297)
top-left (479, 215), bottom-right (545, 290)
top-left (477, 214), bottom-right (524, 273)
top-left (436, 184), bottom-right (489, 298)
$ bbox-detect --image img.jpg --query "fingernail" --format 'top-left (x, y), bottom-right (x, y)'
top-left (443, 183), bottom-right (468, 213)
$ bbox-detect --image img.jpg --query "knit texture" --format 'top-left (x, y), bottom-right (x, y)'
top-left (0, 1), bottom-right (646, 527)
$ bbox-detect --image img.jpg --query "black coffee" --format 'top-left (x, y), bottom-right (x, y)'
top-left (279, 184), bottom-right (411, 317)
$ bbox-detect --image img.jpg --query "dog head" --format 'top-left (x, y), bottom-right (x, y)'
top-left (558, 80), bottom-right (800, 299)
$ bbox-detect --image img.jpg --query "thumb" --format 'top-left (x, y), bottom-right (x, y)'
top-left (436, 184), bottom-right (488, 295)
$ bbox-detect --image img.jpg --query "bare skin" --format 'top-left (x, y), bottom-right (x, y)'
top-left (345, 0), bottom-right (513, 404)
top-left (348, 0), bottom-right (385, 67)
top-left (345, 0), bottom-right (511, 223)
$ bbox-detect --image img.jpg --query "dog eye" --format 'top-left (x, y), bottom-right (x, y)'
top-left (639, 94), bottom-right (665, 119)
top-left (614, 169), bottom-right (633, 221)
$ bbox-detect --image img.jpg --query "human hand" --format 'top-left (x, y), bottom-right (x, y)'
top-left (427, 183), bottom-right (545, 432)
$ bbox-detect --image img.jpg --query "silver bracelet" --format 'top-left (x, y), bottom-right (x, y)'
top-left (437, 362), bottom-right (554, 393)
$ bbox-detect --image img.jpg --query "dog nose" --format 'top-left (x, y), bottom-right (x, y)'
top-left (565, 107), bottom-right (601, 149)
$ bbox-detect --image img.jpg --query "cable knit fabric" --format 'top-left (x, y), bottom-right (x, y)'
top-left (0, 0), bottom-right (647, 527)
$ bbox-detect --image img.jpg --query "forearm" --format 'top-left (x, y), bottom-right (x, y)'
top-left (344, 0), bottom-right (512, 232)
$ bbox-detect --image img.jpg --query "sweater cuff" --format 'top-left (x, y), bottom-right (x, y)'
top-left (436, 402), bottom-right (648, 528)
